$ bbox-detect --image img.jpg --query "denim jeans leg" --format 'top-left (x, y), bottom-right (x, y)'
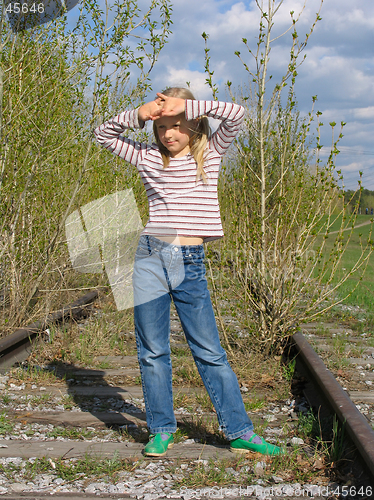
top-left (171, 247), bottom-right (254, 440)
top-left (134, 293), bottom-right (177, 434)
top-left (132, 235), bottom-right (178, 434)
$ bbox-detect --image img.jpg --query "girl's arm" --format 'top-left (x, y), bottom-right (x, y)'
top-left (94, 99), bottom-right (161, 165)
top-left (94, 109), bottom-right (147, 166)
top-left (185, 100), bottom-right (245, 156)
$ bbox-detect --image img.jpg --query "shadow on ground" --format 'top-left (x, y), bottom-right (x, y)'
top-left (41, 361), bottom-right (148, 441)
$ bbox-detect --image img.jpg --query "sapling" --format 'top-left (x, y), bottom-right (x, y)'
top-left (205, 0), bottom-right (373, 354)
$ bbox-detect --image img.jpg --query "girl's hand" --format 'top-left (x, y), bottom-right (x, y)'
top-left (155, 93), bottom-right (186, 117)
top-left (138, 100), bottom-right (162, 122)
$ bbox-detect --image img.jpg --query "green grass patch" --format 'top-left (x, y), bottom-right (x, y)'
top-left (244, 397), bottom-right (267, 412)
top-left (176, 457), bottom-right (243, 488)
top-left (314, 215), bottom-right (374, 318)
top-left (46, 426), bottom-right (96, 440)
top-left (297, 410), bottom-right (320, 440)
top-left (0, 412), bottom-right (14, 435)
top-left (0, 453), bottom-right (132, 482)
top-left (319, 214), bottom-right (372, 234)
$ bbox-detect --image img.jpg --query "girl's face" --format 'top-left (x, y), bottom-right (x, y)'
top-left (155, 114), bottom-right (193, 158)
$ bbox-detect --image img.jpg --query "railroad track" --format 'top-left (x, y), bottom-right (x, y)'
top-left (288, 327), bottom-right (374, 486)
top-left (0, 291), bottom-right (100, 370)
top-left (0, 294), bottom-right (374, 498)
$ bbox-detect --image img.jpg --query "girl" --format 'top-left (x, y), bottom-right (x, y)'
top-left (94, 87), bottom-right (284, 457)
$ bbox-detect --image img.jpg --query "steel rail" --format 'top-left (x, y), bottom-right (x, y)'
top-left (0, 290), bottom-right (99, 369)
top-left (291, 331), bottom-right (374, 481)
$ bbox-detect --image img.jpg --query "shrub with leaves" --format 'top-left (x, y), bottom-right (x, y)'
top-left (207, 0), bottom-right (373, 354)
top-left (0, 0), bottom-right (172, 333)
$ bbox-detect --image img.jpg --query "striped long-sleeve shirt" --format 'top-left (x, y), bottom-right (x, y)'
top-left (94, 100), bottom-right (244, 242)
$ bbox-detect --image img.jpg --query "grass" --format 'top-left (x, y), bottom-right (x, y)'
top-left (8, 365), bottom-right (60, 385)
top-left (0, 453), bottom-right (131, 483)
top-left (176, 457), bottom-right (242, 488)
top-left (297, 410), bottom-right (320, 440)
top-left (244, 396), bottom-right (267, 412)
top-left (46, 426), bottom-right (96, 440)
top-left (0, 451), bottom-right (332, 489)
top-left (29, 393), bottom-right (52, 405)
top-left (316, 215), bottom-right (374, 311)
top-left (282, 359), bottom-right (296, 383)
top-left (328, 417), bottom-right (346, 464)
top-left (60, 394), bottom-right (77, 410)
top-left (332, 334), bottom-right (348, 356)
top-left (0, 391), bottom-right (348, 490)
top-left (295, 409), bottom-right (348, 467)
top-left (174, 364), bottom-right (202, 387)
top-left (315, 323), bottom-right (331, 336)
top-left (321, 214), bottom-right (372, 234)
top-left (171, 346), bottom-right (190, 358)
top-left (195, 392), bottom-right (214, 412)
top-left (0, 411), bottom-right (14, 435)
top-left (0, 402), bottom-right (351, 489)
top-left (303, 215), bottom-right (374, 377)
top-left (1, 394), bottom-right (11, 404)
top-left (28, 303), bottom-right (135, 369)
top-left (179, 414), bottom-right (223, 444)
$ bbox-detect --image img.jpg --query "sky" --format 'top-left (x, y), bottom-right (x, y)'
top-left (67, 0), bottom-right (374, 191)
top-left (145, 0), bottom-right (374, 191)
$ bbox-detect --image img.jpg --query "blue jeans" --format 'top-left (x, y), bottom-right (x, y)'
top-left (132, 235), bottom-right (253, 440)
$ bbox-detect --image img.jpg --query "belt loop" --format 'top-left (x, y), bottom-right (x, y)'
top-left (146, 235), bottom-right (151, 255)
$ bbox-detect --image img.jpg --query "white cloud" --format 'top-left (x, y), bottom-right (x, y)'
top-left (352, 107), bottom-right (374, 120)
top-left (153, 68), bottom-right (211, 99)
top-left (200, 2), bottom-right (259, 39)
top-left (338, 161), bottom-right (362, 173)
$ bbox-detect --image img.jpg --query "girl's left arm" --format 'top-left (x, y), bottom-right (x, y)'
top-left (185, 100), bottom-right (245, 156)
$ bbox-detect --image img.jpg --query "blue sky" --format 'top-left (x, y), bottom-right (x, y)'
top-left (67, 0), bottom-right (374, 190)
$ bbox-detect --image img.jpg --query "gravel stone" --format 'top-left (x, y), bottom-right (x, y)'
top-left (0, 457), bottom-right (330, 499)
top-left (254, 461), bottom-right (266, 476)
top-left (144, 494), bottom-right (164, 500)
top-left (182, 438), bottom-right (196, 444)
top-left (265, 414), bottom-right (277, 422)
top-left (290, 437), bottom-right (304, 445)
top-left (116, 483), bottom-right (128, 493)
top-left (84, 483), bottom-right (97, 493)
top-left (271, 476), bottom-right (283, 484)
top-left (282, 485), bottom-right (295, 495)
top-left (9, 483), bottom-right (28, 492)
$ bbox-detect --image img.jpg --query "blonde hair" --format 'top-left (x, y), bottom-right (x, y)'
top-left (153, 87), bottom-right (211, 184)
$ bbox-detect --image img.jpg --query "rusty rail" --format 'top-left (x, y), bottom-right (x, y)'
top-left (0, 290), bottom-right (100, 369)
top-left (291, 331), bottom-right (374, 481)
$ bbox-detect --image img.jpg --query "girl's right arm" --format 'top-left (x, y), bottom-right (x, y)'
top-left (94, 109), bottom-right (148, 166)
top-left (94, 98), bottom-right (161, 165)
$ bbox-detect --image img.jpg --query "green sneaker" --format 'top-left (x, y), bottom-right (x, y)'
top-left (144, 432), bottom-right (174, 457)
top-left (230, 434), bottom-right (285, 456)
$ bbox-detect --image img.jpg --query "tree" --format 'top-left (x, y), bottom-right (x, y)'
top-left (0, 0), bottom-right (172, 332)
top-left (206, 0), bottom-right (373, 354)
